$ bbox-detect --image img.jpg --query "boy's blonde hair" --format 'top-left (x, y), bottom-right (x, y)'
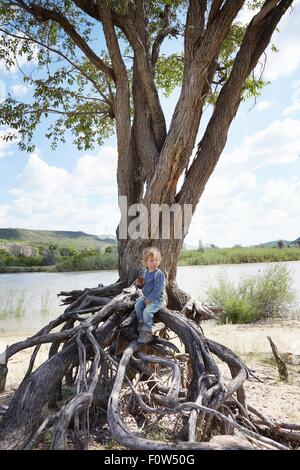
top-left (142, 247), bottom-right (162, 267)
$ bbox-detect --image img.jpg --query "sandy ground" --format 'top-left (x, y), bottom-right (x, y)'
top-left (0, 334), bottom-right (51, 390)
top-left (203, 318), bottom-right (300, 356)
top-left (204, 319), bottom-right (300, 423)
top-left (1, 319), bottom-right (300, 424)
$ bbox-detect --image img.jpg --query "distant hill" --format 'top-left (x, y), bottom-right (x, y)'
top-left (0, 228), bottom-right (116, 251)
top-left (254, 237), bottom-right (300, 248)
top-left (1, 228), bottom-right (298, 252)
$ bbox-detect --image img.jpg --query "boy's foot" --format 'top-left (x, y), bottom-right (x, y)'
top-left (138, 330), bottom-right (153, 344)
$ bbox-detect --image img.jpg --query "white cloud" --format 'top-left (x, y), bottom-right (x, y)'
top-left (184, 118), bottom-right (300, 247)
top-left (284, 80), bottom-right (300, 116)
top-left (0, 33), bottom-right (38, 76)
top-left (248, 177), bottom-right (300, 239)
top-left (2, 147), bottom-right (120, 235)
top-left (0, 50), bottom-right (30, 76)
top-left (238, 2), bottom-right (300, 82)
top-left (0, 128), bottom-right (17, 159)
top-left (1, 137), bottom-right (299, 248)
top-left (262, 2), bottom-right (300, 80)
top-left (237, 5), bottom-right (258, 25)
top-left (256, 99), bottom-right (276, 112)
top-left (0, 204), bottom-right (9, 221)
top-left (219, 118), bottom-right (300, 176)
top-left (185, 175), bottom-right (300, 247)
top-left (11, 84), bottom-right (29, 97)
top-left (201, 172), bottom-right (256, 206)
top-left (72, 148), bottom-right (117, 196)
top-left (0, 81), bottom-right (6, 102)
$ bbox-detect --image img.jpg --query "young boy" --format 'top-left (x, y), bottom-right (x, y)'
top-left (134, 247), bottom-right (165, 344)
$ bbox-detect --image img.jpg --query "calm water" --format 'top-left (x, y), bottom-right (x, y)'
top-left (0, 261), bottom-right (299, 334)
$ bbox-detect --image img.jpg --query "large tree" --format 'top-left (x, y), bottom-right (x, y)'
top-left (0, 0), bottom-right (294, 305)
top-left (0, 0), bottom-right (299, 451)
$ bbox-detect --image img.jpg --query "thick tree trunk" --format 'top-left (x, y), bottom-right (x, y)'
top-left (117, 222), bottom-right (190, 309)
top-left (118, 237), bottom-right (182, 280)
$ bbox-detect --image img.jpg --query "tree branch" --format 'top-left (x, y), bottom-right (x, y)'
top-left (151, 4), bottom-right (178, 69)
top-left (184, 0), bottom-right (207, 71)
top-left (207, 0), bottom-right (224, 26)
top-left (21, 107), bottom-right (111, 117)
top-left (0, 26), bottom-right (113, 108)
top-left (132, 63), bottom-right (159, 186)
top-left (145, 1), bottom-right (246, 205)
top-left (15, 0), bottom-right (114, 80)
top-left (129, 2), bottom-right (161, 184)
top-left (252, 0), bottom-right (280, 26)
top-left (71, 0), bottom-right (99, 20)
top-left (177, 0), bottom-right (294, 207)
top-left (99, 1), bottom-right (167, 149)
top-left (97, 0), bottom-right (132, 201)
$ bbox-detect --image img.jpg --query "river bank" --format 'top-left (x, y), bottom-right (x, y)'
top-left (1, 246), bottom-right (300, 273)
top-left (1, 262), bottom-right (300, 334)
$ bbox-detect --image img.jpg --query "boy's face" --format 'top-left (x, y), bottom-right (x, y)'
top-left (147, 255), bottom-right (160, 271)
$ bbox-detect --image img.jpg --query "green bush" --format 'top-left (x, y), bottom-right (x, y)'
top-left (17, 255), bottom-right (44, 267)
top-left (206, 264), bottom-right (296, 324)
top-left (56, 252), bottom-right (118, 271)
top-left (0, 251), bottom-right (44, 267)
top-left (223, 297), bottom-right (254, 324)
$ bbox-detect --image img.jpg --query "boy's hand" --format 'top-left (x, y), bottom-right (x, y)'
top-left (144, 298), bottom-right (152, 305)
top-left (134, 276), bottom-right (144, 287)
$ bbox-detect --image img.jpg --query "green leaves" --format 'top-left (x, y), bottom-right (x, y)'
top-left (155, 53), bottom-right (184, 96)
top-left (0, 1), bottom-right (280, 152)
top-left (242, 76), bottom-right (270, 101)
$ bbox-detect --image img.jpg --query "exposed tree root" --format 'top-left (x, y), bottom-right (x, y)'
top-left (0, 281), bottom-right (299, 450)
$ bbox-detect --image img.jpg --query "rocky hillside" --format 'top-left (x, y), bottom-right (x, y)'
top-left (0, 228), bottom-right (116, 257)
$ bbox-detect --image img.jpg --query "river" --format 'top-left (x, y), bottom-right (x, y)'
top-left (0, 261), bottom-right (299, 334)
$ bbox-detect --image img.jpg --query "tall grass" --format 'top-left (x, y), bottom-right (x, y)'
top-left (56, 252), bottom-right (118, 271)
top-left (14, 290), bottom-right (26, 318)
top-left (0, 290), bottom-right (26, 319)
top-left (206, 264), bottom-right (296, 324)
top-left (179, 246), bottom-right (300, 266)
top-left (0, 295), bottom-right (11, 320)
top-left (41, 291), bottom-right (51, 317)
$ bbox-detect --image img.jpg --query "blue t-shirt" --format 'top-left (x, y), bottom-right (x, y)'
top-left (141, 268), bottom-right (165, 302)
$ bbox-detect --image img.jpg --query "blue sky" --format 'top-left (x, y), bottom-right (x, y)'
top-left (0, 3), bottom-right (300, 248)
